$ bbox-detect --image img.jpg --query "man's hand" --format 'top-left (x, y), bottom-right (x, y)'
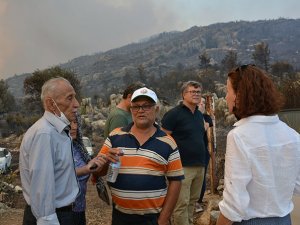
top-left (158, 180), bottom-right (181, 225)
top-left (216, 212), bottom-right (233, 225)
top-left (75, 154), bottom-right (107, 176)
top-left (157, 217), bottom-right (170, 225)
top-left (88, 155), bottom-right (107, 172)
top-left (106, 148), bottom-right (124, 163)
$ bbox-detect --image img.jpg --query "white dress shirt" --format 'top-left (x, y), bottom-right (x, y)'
top-left (219, 115), bottom-right (300, 222)
top-left (20, 111), bottom-right (79, 225)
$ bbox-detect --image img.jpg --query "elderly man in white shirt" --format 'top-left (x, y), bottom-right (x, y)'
top-left (217, 65), bottom-right (300, 225)
top-left (20, 77), bottom-right (106, 225)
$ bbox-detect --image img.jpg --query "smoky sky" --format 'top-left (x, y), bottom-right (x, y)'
top-left (0, 0), bottom-right (299, 79)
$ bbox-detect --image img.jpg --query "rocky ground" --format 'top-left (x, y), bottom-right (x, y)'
top-left (0, 149), bottom-right (223, 225)
top-left (0, 180), bottom-right (112, 225)
top-left (0, 121), bottom-right (229, 225)
top-left (0, 146), bottom-right (113, 225)
top-left (0, 179), bottom-right (220, 225)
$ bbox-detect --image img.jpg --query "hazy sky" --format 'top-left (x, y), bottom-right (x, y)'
top-left (0, 0), bottom-right (299, 79)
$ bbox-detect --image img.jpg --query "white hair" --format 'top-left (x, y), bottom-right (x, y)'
top-left (40, 77), bottom-right (71, 103)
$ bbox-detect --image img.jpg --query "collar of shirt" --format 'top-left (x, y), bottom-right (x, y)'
top-left (179, 103), bottom-right (201, 115)
top-left (233, 115), bottom-right (279, 127)
top-left (43, 111), bottom-right (70, 134)
top-left (121, 122), bottom-right (165, 138)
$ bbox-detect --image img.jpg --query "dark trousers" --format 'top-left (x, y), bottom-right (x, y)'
top-left (112, 207), bottom-right (159, 225)
top-left (23, 204), bottom-right (75, 225)
top-left (73, 211), bottom-right (86, 225)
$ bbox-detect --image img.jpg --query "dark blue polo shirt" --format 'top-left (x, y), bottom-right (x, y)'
top-left (161, 104), bottom-right (206, 167)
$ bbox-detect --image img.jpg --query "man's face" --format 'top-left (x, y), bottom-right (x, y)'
top-left (130, 97), bottom-right (157, 129)
top-left (53, 81), bottom-right (79, 122)
top-left (183, 85), bottom-right (202, 106)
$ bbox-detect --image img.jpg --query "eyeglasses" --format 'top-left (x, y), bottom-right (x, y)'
top-left (130, 104), bottom-right (155, 112)
top-left (186, 90), bottom-right (201, 95)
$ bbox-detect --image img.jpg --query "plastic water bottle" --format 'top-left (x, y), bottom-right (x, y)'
top-left (106, 148), bottom-right (124, 183)
top-left (106, 161), bottom-right (121, 183)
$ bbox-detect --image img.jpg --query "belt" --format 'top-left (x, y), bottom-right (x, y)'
top-left (112, 207), bottom-right (159, 223)
top-left (26, 203), bottom-right (73, 213)
top-left (56, 204), bottom-right (73, 212)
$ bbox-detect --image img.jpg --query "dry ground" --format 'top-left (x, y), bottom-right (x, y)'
top-left (0, 134), bottom-right (225, 225)
top-left (0, 150), bottom-right (113, 225)
top-left (0, 176), bottom-right (210, 225)
top-left (0, 180), bottom-right (112, 225)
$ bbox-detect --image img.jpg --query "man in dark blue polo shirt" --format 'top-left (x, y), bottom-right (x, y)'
top-left (161, 81), bottom-right (206, 225)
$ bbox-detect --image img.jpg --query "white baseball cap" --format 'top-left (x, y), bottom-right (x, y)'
top-left (131, 87), bottom-right (158, 103)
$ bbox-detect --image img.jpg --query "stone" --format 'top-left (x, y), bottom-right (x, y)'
top-left (14, 185), bottom-right (22, 193)
top-left (210, 210), bottom-right (220, 225)
top-left (195, 194), bottom-right (222, 225)
top-left (217, 185), bottom-right (224, 191)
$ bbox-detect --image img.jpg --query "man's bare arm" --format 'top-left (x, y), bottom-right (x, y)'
top-left (158, 180), bottom-right (181, 225)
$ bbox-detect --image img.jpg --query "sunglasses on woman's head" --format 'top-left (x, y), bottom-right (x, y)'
top-left (235, 64), bottom-right (255, 77)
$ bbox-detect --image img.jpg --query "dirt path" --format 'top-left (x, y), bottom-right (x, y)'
top-left (0, 150), bottom-right (113, 225)
top-left (0, 207), bottom-right (23, 225)
top-left (0, 181), bottom-right (112, 225)
top-left (292, 196), bottom-right (300, 224)
top-left (85, 181), bottom-right (112, 225)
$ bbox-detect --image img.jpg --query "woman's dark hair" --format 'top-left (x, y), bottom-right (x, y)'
top-left (73, 113), bottom-right (91, 163)
top-left (228, 65), bottom-right (284, 119)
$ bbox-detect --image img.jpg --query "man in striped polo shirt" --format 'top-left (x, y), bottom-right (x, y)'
top-left (95, 87), bottom-right (184, 225)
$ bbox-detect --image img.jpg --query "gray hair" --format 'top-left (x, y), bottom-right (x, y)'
top-left (41, 77), bottom-right (71, 103)
top-left (180, 81), bottom-right (202, 97)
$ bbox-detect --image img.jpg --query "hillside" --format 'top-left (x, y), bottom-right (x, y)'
top-left (6, 18), bottom-right (300, 99)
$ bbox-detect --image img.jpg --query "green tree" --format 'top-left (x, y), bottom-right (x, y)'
top-left (221, 50), bottom-right (237, 73)
top-left (0, 79), bottom-right (16, 114)
top-left (137, 64), bottom-right (147, 82)
top-left (23, 66), bottom-right (81, 114)
top-left (6, 113), bottom-right (40, 135)
top-left (252, 42), bottom-right (270, 71)
top-left (280, 77), bottom-right (300, 109)
top-left (123, 69), bottom-right (134, 87)
top-left (271, 61), bottom-right (294, 77)
top-left (199, 51), bottom-right (211, 72)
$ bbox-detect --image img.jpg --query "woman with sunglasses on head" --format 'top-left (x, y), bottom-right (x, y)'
top-left (217, 65), bottom-right (300, 225)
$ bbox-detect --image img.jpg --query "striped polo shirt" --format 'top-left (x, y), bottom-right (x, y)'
top-left (99, 123), bottom-right (184, 215)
